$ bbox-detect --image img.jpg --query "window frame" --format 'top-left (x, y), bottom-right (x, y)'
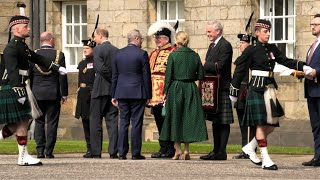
top-left (156, 0), bottom-right (185, 30)
top-left (62, 1), bottom-right (87, 72)
top-left (259, 0), bottom-right (296, 58)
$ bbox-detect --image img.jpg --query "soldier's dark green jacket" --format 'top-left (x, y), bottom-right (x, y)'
top-left (231, 40), bottom-right (305, 92)
top-left (2, 36), bottom-right (59, 88)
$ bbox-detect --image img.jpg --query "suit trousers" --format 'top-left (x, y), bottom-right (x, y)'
top-left (117, 99), bottom-right (146, 157)
top-left (152, 106), bottom-right (174, 154)
top-left (34, 100), bottom-right (61, 155)
top-left (212, 123), bottom-right (230, 156)
top-left (82, 118), bottom-right (91, 152)
top-left (90, 95), bottom-right (118, 156)
top-left (236, 108), bottom-right (256, 147)
top-left (307, 97), bottom-right (320, 159)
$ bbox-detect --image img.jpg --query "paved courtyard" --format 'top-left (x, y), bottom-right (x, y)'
top-left (0, 153), bottom-right (319, 179)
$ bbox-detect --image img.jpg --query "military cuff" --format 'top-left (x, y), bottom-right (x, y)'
top-left (229, 83), bottom-right (240, 97)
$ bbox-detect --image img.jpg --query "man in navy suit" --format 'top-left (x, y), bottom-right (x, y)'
top-left (111, 29), bottom-right (152, 160)
top-left (302, 14), bottom-right (320, 167)
top-left (90, 27), bottom-right (119, 158)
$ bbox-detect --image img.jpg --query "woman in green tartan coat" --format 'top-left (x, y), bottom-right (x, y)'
top-left (159, 31), bottom-right (208, 160)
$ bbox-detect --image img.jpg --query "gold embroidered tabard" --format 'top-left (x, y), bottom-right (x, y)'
top-left (148, 43), bottom-right (176, 106)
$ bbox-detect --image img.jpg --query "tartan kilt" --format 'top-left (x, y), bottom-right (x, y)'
top-left (206, 90), bottom-right (234, 124)
top-left (0, 85), bottom-right (31, 125)
top-left (241, 87), bottom-right (279, 127)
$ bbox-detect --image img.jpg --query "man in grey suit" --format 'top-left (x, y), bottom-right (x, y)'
top-left (90, 27), bottom-right (119, 158)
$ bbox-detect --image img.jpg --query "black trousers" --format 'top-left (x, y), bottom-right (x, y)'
top-left (90, 95), bottom-right (118, 156)
top-left (152, 106), bottom-right (174, 154)
top-left (34, 100), bottom-right (61, 155)
top-left (236, 108), bottom-right (256, 147)
top-left (82, 118), bottom-right (91, 152)
top-left (212, 123), bottom-right (230, 156)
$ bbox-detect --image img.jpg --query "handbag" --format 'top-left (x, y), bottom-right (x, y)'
top-left (199, 63), bottom-right (220, 114)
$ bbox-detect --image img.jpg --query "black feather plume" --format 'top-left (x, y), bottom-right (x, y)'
top-left (91, 14), bottom-right (99, 38)
top-left (245, 12), bottom-right (254, 33)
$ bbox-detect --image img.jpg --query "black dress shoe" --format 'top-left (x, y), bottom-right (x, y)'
top-left (151, 152), bottom-right (162, 158)
top-left (161, 152), bottom-right (174, 158)
top-left (110, 154), bottom-right (119, 159)
top-left (118, 156), bottom-right (127, 160)
top-left (313, 158), bottom-right (320, 166)
top-left (302, 158), bottom-right (315, 166)
top-left (232, 152), bottom-right (249, 159)
top-left (132, 155), bottom-right (146, 160)
top-left (200, 152), bottom-right (215, 160)
top-left (83, 152), bottom-right (92, 158)
top-left (263, 164), bottom-right (278, 170)
top-left (212, 153), bottom-right (227, 160)
top-left (91, 155), bottom-right (101, 158)
top-left (37, 152), bottom-right (45, 158)
top-left (46, 154), bottom-right (54, 159)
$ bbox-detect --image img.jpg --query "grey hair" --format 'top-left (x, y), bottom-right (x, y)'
top-left (207, 20), bottom-right (223, 34)
top-left (40, 32), bottom-right (55, 42)
top-left (127, 29), bottom-right (141, 43)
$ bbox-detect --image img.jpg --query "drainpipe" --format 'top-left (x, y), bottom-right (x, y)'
top-left (32, 0), bottom-right (40, 49)
top-left (29, 0), bottom-right (33, 49)
top-left (39, 0), bottom-right (46, 34)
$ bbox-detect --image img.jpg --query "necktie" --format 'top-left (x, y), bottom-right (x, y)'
top-left (307, 39), bottom-right (318, 65)
top-left (210, 42), bottom-right (215, 49)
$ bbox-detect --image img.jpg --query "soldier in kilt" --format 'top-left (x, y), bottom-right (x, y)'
top-left (229, 19), bottom-right (309, 170)
top-left (200, 20), bottom-right (234, 161)
top-left (232, 34), bottom-right (257, 159)
top-left (75, 39), bottom-right (96, 158)
top-left (0, 15), bottom-right (67, 166)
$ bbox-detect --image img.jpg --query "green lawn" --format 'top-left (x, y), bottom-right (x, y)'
top-left (0, 140), bottom-right (314, 155)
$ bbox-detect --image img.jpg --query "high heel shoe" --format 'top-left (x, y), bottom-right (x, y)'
top-left (184, 153), bottom-right (190, 160)
top-left (172, 153), bottom-right (182, 160)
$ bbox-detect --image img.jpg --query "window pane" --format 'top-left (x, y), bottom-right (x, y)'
top-left (74, 26), bottom-right (80, 44)
top-left (66, 5), bottom-right (72, 23)
top-left (160, 1), bottom-right (167, 20)
top-left (68, 47), bottom-right (76, 65)
top-left (286, 0), bottom-right (294, 15)
top-left (264, 0), bottom-right (272, 16)
top-left (169, 1), bottom-right (176, 20)
top-left (82, 25), bottom-right (88, 40)
top-left (287, 17), bottom-right (294, 40)
top-left (77, 47), bottom-right (83, 64)
top-left (275, 0), bottom-right (283, 16)
top-left (66, 26), bottom-right (72, 44)
top-left (74, 5), bottom-right (80, 23)
top-left (81, 5), bottom-right (87, 23)
top-left (178, 0), bottom-right (184, 19)
top-left (275, 18), bottom-right (283, 41)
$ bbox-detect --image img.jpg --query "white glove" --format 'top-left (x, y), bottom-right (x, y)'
top-left (303, 65), bottom-right (312, 73)
top-left (305, 69), bottom-right (313, 76)
top-left (17, 97), bottom-right (26, 105)
top-left (229, 95), bottom-right (238, 103)
top-left (58, 67), bottom-right (68, 75)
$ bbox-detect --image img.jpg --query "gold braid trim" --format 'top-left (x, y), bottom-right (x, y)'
top-left (34, 49), bottom-right (60, 75)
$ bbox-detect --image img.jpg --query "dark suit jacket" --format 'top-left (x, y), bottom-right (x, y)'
top-left (92, 41), bottom-right (118, 98)
top-left (111, 44), bottom-right (152, 99)
top-left (30, 45), bottom-right (68, 100)
top-left (203, 36), bottom-right (233, 90)
top-left (305, 42), bottom-right (320, 98)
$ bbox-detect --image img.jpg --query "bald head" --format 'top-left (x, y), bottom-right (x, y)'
top-left (40, 32), bottom-right (55, 47)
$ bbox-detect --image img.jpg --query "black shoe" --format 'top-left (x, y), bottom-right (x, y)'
top-left (37, 152), bottom-right (45, 158)
top-left (151, 152), bottom-right (162, 158)
top-left (302, 158), bottom-right (315, 166)
top-left (313, 158), bottom-right (320, 166)
top-left (200, 152), bottom-right (215, 160)
top-left (83, 152), bottom-right (92, 158)
top-left (45, 154), bottom-right (54, 159)
top-left (118, 156), bottom-right (127, 160)
top-left (161, 152), bottom-right (174, 158)
top-left (263, 164), bottom-right (278, 170)
top-left (132, 155), bottom-right (146, 160)
top-left (212, 153), bottom-right (227, 160)
top-left (110, 154), bottom-right (119, 159)
top-left (232, 152), bottom-right (249, 159)
top-left (91, 155), bottom-right (101, 158)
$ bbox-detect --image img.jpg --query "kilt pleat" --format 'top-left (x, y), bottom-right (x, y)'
top-left (206, 90), bottom-right (234, 124)
top-left (241, 87), bottom-right (279, 127)
top-left (0, 85), bottom-right (31, 124)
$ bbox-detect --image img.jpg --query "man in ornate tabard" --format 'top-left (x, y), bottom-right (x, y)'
top-left (30, 32), bottom-right (68, 159)
top-left (0, 15), bottom-right (67, 166)
top-left (229, 19), bottom-right (310, 170)
top-left (75, 39), bottom-right (96, 158)
top-left (147, 22), bottom-right (177, 158)
top-left (232, 34), bottom-right (257, 159)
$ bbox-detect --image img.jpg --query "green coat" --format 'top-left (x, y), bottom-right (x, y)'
top-left (159, 47), bottom-right (208, 142)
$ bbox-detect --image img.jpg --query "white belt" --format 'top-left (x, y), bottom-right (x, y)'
top-left (251, 70), bottom-right (274, 78)
top-left (19, 69), bottom-right (29, 76)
